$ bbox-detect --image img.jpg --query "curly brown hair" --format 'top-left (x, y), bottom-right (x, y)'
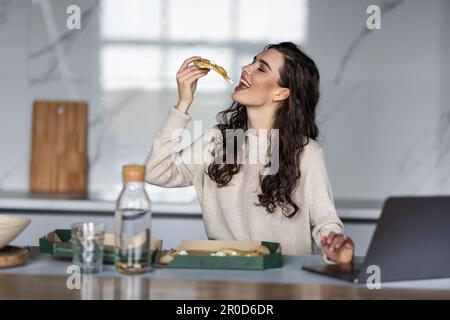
top-left (206, 42), bottom-right (320, 218)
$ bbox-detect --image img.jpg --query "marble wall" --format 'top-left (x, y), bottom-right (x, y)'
top-left (0, 0), bottom-right (449, 205)
top-left (309, 0), bottom-right (450, 200)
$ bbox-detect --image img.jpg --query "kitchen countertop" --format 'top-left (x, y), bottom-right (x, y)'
top-left (0, 190), bottom-right (381, 220)
top-left (0, 190), bottom-right (202, 215)
top-left (0, 247), bottom-right (449, 299)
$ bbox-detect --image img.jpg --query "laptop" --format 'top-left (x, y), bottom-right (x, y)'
top-left (303, 196), bottom-right (450, 283)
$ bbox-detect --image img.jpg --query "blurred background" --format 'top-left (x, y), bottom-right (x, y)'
top-left (0, 0), bottom-right (449, 255)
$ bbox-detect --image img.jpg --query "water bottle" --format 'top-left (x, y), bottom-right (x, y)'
top-left (115, 164), bottom-right (152, 274)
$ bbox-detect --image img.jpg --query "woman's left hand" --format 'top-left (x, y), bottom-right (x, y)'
top-left (321, 231), bottom-right (355, 264)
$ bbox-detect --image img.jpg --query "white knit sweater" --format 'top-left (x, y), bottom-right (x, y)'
top-left (144, 106), bottom-right (344, 255)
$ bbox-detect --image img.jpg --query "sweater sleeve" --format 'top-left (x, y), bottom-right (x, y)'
top-left (144, 106), bottom-right (214, 188)
top-left (303, 145), bottom-right (345, 263)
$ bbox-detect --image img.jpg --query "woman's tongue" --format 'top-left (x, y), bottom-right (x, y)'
top-left (235, 82), bottom-right (249, 91)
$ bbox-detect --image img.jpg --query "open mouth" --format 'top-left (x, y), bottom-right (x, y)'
top-left (234, 78), bottom-right (251, 92)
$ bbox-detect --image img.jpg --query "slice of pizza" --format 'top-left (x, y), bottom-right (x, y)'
top-left (194, 58), bottom-right (233, 84)
top-left (159, 248), bottom-right (189, 265)
top-left (211, 245), bottom-right (271, 257)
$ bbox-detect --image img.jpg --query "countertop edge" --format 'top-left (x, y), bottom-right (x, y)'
top-left (0, 191), bottom-right (381, 220)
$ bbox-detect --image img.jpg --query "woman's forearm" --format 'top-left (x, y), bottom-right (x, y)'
top-left (144, 107), bottom-right (194, 187)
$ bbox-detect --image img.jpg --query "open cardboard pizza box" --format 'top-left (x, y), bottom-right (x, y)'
top-left (156, 239), bottom-right (282, 270)
top-left (39, 229), bottom-right (162, 263)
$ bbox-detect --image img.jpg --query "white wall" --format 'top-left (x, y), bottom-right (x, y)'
top-left (307, 0), bottom-right (449, 200)
top-left (0, 0), bottom-right (31, 190)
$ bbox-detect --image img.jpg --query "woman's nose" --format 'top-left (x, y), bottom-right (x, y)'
top-left (242, 64), bottom-right (251, 74)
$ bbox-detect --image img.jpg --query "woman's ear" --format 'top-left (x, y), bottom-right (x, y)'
top-left (274, 88), bottom-right (290, 102)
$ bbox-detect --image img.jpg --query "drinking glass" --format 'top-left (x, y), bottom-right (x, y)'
top-left (71, 222), bottom-right (105, 274)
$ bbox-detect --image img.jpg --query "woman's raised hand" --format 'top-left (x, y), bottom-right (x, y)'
top-left (175, 56), bottom-right (210, 113)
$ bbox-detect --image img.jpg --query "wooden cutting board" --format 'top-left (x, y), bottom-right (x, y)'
top-left (0, 246), bottom-right (28, 268)
top-left (29, 100), bottom-right (88, 194)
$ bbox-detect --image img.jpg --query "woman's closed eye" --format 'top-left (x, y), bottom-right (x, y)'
top-left (254, 60), bottom-right (266, 72)
top-left (247, 59), bottom-right (265, 72)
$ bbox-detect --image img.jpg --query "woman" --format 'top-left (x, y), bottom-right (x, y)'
top-left (145, 42), bottom-right (354, 264)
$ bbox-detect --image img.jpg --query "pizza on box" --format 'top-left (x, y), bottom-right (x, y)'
top-left (159, 244), bottom-right (271, 265)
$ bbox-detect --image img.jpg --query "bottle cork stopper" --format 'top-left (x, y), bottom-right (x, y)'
top-left (122, 164), bottom-right (145, 182)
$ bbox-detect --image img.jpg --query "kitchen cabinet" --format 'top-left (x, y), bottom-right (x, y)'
top-left (0, 191), bottom-right (378, 254)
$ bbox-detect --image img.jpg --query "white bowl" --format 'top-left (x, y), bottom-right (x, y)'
top-left (0, 215), bottom-right (31, 250)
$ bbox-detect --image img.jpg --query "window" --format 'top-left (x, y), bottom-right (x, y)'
top-left (100, 0), bottom-right (309, 91)
top-left (98, 0), bottom-right (309, 202)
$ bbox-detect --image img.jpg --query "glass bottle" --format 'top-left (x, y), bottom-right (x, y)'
top-left (115, 164), bottom-right (152, 274)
